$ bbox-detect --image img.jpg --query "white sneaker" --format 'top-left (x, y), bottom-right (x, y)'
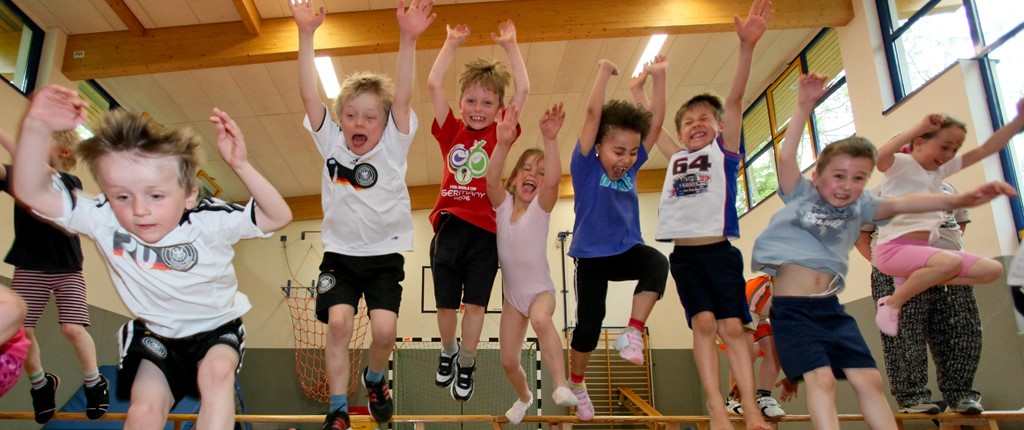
top-left (551, 386), bottom-right (578, 407)
top-left (757, 396), bottom-right (786, 417)
top-left (726, 397), bottom-right (743, 415)
top-left (613, 328), bottom-right (645, 365)
top-left (505, 394), bottom-right (533, 425)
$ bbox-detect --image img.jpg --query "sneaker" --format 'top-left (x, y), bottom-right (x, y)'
top-left (570, 382), bottom-right (594, 421)
top-left (505, 394), bottom-right (533, 425)
top-left (757, 396), bottom-right (786, 417)
top-left (726, 397), bottom-right (743, 415)
top-left (948, 398), bottom-right (984, 415)
top-left (551, 386), bottom-right (578, 407)
top-left (362, 367), bottom-right (393, 423)
top-left (435, 348), bottom-right (459, 388)
top-left (613, 327), bottom-right (645, 365)
top-left (898, 401), bottom-right (941, 414)
top-left (875, 296), bottom-right (900, 337)
top-left (30, 373), bottom-right (60, 424)
top-left (84, 375), bottom-right (110, 419)
top-left (321, 408), bottom-right (352, 430)
top-left (451, 360), bottom-right (475, 402)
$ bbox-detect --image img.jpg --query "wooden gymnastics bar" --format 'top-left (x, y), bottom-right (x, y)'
top-left (2, 411), bottom-right (1023, 429)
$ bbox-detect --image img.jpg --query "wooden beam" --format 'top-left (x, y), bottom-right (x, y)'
top-left (103, 0), bottom-right (145, 37)
top-left (232, 0), bottom-right (262, 36)
top-left (62, 0), bottom-right (852, 80)
top-left (285, 168), bottom-right (667, 222)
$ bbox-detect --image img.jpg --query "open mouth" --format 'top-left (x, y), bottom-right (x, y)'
top-left (352, 134), bottom-right (368, 146)
top-left (469, 115), bottom-right (486, 122)
top-left (689, 130), bottom-right (708, 140)
top-left (522, 180), bottom-right (537, 192)
top-left (613, 166), bottom-right (628, 176)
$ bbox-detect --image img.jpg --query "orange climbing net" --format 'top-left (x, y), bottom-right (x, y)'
top-left (285, 292), bottom-right (371, 403)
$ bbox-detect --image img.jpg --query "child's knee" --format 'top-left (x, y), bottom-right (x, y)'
top-left (970, 258), bottom-right (1003, 283)
top-left (691, 313), bottom-right (717, 337)
top-left (327, 318), bottom-right (354, 340)
top-left (59, 323), bottom-right (88, 341)
top-left (929, 252), bottom-right (963, 278)
top-left (500, 352), bottom-right (521, 373)
top-left (198, 351), bottom-right (238, 382)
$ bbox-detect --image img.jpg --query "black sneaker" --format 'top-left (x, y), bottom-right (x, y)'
top-left (435, 349), bottom-right (459, 387)
top-left (321, 408), bottom-right (352, 430)
top-left (30, 373), bottom-right (60, 424)
top-left (84, 375), bottom-right (110, 419)
top-left (451, 360), bottom-right (475, 402)
top-left (362, 367), bottom-right (393, 423)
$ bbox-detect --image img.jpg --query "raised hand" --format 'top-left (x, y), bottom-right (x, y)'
top-left (396, 0), bottom-right (436, 39)
top-left (735, 0), bottom-right (773, 45)
top-left (211, 108), bottom-right (248, 169)
top-left (797, 72), bottom-right (828, 107)
top-left (959, 181), bottom-right (1018, 207)
top-left (496, 103), bottom-right (520, 147)
top-left (289, 0), bottom-right (325, 33)
top-left (26, 85), bottom-right (86, 133)
top-left (918, 113), bottom-right (945, 134)
top-left (539, 102), bottom-right (566, 140)
top-left (597, 59), bottom-right (619, 76)
top-left (490, 20), bottom-right (517, 49)
top-left (644, 54), bottom-right (668, 77)
top-left (446, 23), bottom-right (471, 46)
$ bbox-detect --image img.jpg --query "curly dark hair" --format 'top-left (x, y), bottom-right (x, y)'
top-left (597, 100), bottom-right (652, 145)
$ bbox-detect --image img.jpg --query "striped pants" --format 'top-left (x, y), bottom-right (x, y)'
top-left (870, 266), bottom-right (982, 407)
top-left (10, 269), bottom-right (90, 327)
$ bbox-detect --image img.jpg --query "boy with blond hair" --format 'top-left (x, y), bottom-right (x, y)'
top-left (290, 0), bottom-right (435, 427)
top-left (12, 85), bottom-right (292, 430)
top-left (426, 19), bottom-right (528, 402)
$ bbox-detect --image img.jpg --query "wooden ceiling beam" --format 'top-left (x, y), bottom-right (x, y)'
top-left (103, 0), bottom-right (146, 37)
top-left (63, 0), bottom-right (852, 81)
top-left (232, 0), bottom-right (262, 36)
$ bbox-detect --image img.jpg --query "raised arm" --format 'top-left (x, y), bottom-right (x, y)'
top-left (778, 73), bottom-right (827, 195)
top-left (578, 59), bottom-right (618, 155)
top-left (486, 103), bottom-right (520, 208)
top-left (538, 102), bottom-right (565, 212)
top-left (290, 0), bottom-right (328, 130)
top-left (427, 24), bottom-right (470, 127)
top-left (877, 114), bottom-right (943, 172)
top-left (724, 0), bottom-right (773, 153)
top-left (642, 56), bottom-right (667, 155)
top-left (630, 64), bottom-right (679, 159)
top-left (393, 0), bottom-right (435, 134)
top-left (492, 20), bottom-right (529, 110)
top-left (873, 181), bottom-right (1017, 221)
top-left (961, 97), bottom-right (1024, 168)
top-left (11, 86), bottom-right (87, 218)
top-left (211, 108), bottom-right (292, 232)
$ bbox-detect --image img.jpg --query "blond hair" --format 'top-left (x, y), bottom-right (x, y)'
top-left (333, 71), bottom-right (394, 120)
top-left (459, 58), bottom-right (511, 106)
top-left (77, 109), bottom-right (201, 191)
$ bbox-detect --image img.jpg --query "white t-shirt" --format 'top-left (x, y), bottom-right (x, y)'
top-left (877, 153), bottom-right (963, 245)
top-left (41, 176), bottom-right (270, 338)
top-left (304, 105), bottom-right (416, 256)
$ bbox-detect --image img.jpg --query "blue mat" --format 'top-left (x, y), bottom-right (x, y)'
top-left (42, 365), bottom-right (199, 430)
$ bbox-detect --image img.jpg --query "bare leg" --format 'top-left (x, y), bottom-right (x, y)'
top-left (195, 345), bottom-right (240, 430)
top-left (123, 360), bottom-right (174, 430)
top-left (529, 293), bottom-right (569, 390)
top-left (719, 318), bottom-right (769, 430)
top-left (803, 367), bottom-right (840, 430)
top-left (460, 304), bottom-right (486, 356)
top-left (499, 301), bottom-right (531, 402)
top-left (325, 305), bottom-right (355, 397)
top-left (367, 309), bottom-right (397, 375)
top-left (691, 312), bottom-right (731, 430)
top-left (845, 368), bottom-right (898, 430)
top-left (437, 308), bottom-right (458, 346)
top-left (61, 323), bottom-right (99, 375)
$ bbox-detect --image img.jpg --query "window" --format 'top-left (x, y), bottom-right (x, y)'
top-left (0, 0), bottom-right (43, 94)
top-left (734, 28), bottom-right (849, 215)
top-left (76, 80), bottom-right (118, 139)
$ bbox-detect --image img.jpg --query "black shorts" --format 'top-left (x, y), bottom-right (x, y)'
top-left (430, 213), bottom-right (498, 309)
top-left (670, 241), bottom-right (750, 327)
top-left (770, 295), bottom-right (876, 382)
top-left (116, 319), bottom-right (245, 402)
top-left (315, 252), bottom-right (405, 322)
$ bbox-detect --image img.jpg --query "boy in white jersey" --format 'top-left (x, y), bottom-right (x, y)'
top-left (11, 85), bottom-right (292, 430)
top-left (640, 1), bottom-right (774, 429)
top-left (291, 0), bottom-right (434, 427)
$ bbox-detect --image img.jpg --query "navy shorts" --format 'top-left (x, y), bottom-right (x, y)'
top-left (315, 252), bottom-right (405, 322)
top-left (770, 295), bottom-right (875, 382)
top-left (670, 241), bottom-right (750, 327)
top-left (430, 213), bottom-right (498, 309)
top-left (116, 319), bottom-right (245, 402)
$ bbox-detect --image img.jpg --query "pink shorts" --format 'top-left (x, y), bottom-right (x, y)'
top-left (874, 238), bottom-right (982, 282)
top-left (0, 327), bottom-right (30, 398)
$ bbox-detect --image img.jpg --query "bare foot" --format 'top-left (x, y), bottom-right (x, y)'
top-left (708, 407), bottom-right (733, 430)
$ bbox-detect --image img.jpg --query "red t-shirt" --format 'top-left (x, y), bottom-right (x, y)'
top-left (429, 109), bottom-right (521, 233)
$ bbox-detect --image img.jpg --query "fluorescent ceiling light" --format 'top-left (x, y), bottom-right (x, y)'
top-left (315, 56), bottom-right (341, 98)
top-left (632, 34), bottom-right (668, 77)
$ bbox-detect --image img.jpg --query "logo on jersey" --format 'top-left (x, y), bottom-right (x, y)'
top-left (218, 332), bottom-right (240, 347)
top-left (317, 273), bottom-right (337, 294)
top-left (448, 140), bottom-right (489, 185)
top-left (142, 337), bottom-right (168, 358)
top-left (799, 202), bottom-right (855, 245)
top-left (599, 173), bottom-right (635, 192)
top-left (671, 154), bottom-right (711, 197)
top-left (112, 232), bottom-right (198, 272)
top-left (327, 158), bottom-right (378, 189)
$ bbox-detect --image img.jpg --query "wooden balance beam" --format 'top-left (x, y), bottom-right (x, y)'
top-left (2, 410), bottom-right (1022, 429)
